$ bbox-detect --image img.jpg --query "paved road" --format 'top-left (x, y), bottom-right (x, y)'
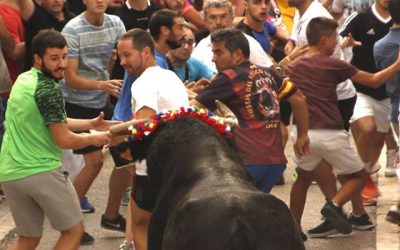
top-left (1, 141), bottom-right (377, 249)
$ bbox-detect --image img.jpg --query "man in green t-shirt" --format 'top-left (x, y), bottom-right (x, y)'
top-left (0, 30), bottom-right (113, 250)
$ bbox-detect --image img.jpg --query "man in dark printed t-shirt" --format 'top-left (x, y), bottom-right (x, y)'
top-left (191, 28), bottom-right (309, 194)
top-left (0, 30), bottom-right (113, 250)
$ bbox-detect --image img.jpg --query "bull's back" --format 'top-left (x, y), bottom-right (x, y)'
top-left (162, 190), bottom-right (305, 250)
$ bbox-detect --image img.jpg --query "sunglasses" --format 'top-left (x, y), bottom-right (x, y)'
top-left (182, 40), bottom-right (195, 46)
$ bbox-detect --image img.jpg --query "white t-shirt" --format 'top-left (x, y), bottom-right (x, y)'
top-left (131, 66), bottom-right (189, 175)
top-left (290, 1), bottom-right (356, 100)
top-left (192, 33), bottom-right (273, 73)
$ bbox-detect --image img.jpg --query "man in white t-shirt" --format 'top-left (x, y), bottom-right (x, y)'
top-left (117, 28), bottom-right (189, 250)
top-left (191, 0), bottom-right (273, 73)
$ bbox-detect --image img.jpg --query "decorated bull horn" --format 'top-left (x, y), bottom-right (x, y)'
top-left (210, 116), bottom-right (239, 127)
top-left (214, 100), bottom-right (238, 126)
top-left (110, 118), bottom-right (149, 135)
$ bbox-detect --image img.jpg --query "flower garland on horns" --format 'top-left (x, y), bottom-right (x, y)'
top-left (126, 106), bottom-right (234, 142)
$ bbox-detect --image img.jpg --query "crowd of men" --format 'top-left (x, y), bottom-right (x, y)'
top-left (0, 0), bottom-right (400, 249)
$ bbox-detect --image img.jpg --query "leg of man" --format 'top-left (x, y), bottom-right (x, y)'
top-left (350, 94), bottom-right (390, 168)
top-left (8, 236), bottom-right (41, 250)
top-left (289, 129), bottom-right (323, 227)
top-left (36, 170), bottom-right (83, 249)
top-left (290, 168), bottom-right (313, 227)
top-left (131, 174), bottom-right (157, 250)
top-left (384, 129), bottom-right (398, 177)
top-left (131, 199), bottom-right (151, 250)
top-left (385, 129), bottom-right (398, 150)
top-left (390, 96), bottom-right (400, 137)
top-left (54, 221), bottom-right (84, 250)
top-left (311, 129), bottom-right (365, 234)
top-left (321, 130), bottom-right (367, 207)
top-left (102, 167), bottom-right (131, 229)
top-left (73, 150), bottom-right (103, 200)
top-left (331, 170), bottom-right (367, 207)
top-left (351, 116), bottom-right (384, 166)
top-left (337, 175), bottom-right (365, 214)
top-left (313, 160), bottom-right (337, 200)
top-left (352, 118), bottom-right (384, 200)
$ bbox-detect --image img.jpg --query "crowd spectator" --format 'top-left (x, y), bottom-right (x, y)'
top-left (340, 0), bottom-right (395, 204)
top-left (0, 29), bottom-right (112, 250)
top-left (60, 0), bottom-right (126, 244)
top-left (191, 28), bottom-right (309, 195)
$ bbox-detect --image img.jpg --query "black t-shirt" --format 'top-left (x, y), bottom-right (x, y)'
top-left (24, 2), bottom-right (75, 70)
top-left (236, 20), bottom-right (255, 38)
top-left (67, 0), bottom-right (85, 15)
top-left (110, 1), bottom-right (160, 80)
top-left (113, 1), bottom-right (160, 31)
top-left (340, 7), bottom-right (392, 100)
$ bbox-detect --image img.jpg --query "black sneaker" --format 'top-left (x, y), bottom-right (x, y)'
top-left (386, 205), bottom-right (400, 225)
top-left (81, 231), bottom-right (94, 245)
top-left (321, 200), bottom-right (352, 234)
top-left (307, 220), bottom-right (337, 238)
top-left (348, 213), bottom-right (375, 230)
top-left (101, 214), bottom-right (126, 232)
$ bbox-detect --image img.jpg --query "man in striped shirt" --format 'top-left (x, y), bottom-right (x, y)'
top-left (60, 0), bottom-right (126, 243)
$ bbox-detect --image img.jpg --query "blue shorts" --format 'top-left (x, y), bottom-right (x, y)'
top-left (246, 164), bottom-right (286, 193)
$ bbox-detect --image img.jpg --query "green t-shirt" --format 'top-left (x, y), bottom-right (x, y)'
top-left (0, 68), bottom-right (67, 182)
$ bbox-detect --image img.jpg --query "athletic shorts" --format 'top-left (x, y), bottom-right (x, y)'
top-left (132, 175), bottom-right (157, 212)
top-left (2, 168), bottom-right (82, 237)
top-left (350, 93), bottom-right (390, 133)
top-left (337, 95), bottom-right (357, 132)
top-left (291, 129), bottom-right (364, 175)
top-left (65, 102), bottom-right (114, 154)
top-left (109, 141), bottom-right (133, 168)
top-left (246, 164), bottom-right (286, 193)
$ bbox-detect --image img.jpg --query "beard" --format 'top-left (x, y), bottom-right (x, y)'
top-left (41, 64), bottom-right (65, 81)
top-left (166, 36), bottom-right (182, 50)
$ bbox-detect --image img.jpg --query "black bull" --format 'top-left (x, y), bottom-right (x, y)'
top-left (130, 116), bottom-right (305, 250)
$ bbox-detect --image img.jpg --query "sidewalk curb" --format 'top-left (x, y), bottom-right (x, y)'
top-left (0, 212), bottom-right (16, 249)
top-left (376, 171), bottom-right (400, 250)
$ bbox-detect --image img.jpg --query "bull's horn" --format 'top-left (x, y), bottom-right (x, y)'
top-left (110, 118), bottom-right (149, 135)
top-left (214, 100), bottom-right (238, 126)
top-left (215, 100), bottom-right (236, 119)
top-left (210, 116), bottom-right (239, 127)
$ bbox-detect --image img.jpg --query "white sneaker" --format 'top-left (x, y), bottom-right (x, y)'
top-left (385, 149), bottom-right (398, 177)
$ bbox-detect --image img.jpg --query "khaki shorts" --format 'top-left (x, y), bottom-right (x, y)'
top-left (291, 129), bottom-right (365, 175)
top-left (350, 93), bottom-right (390, 133)
top-left (2, 168), bottom-right (82, 237)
